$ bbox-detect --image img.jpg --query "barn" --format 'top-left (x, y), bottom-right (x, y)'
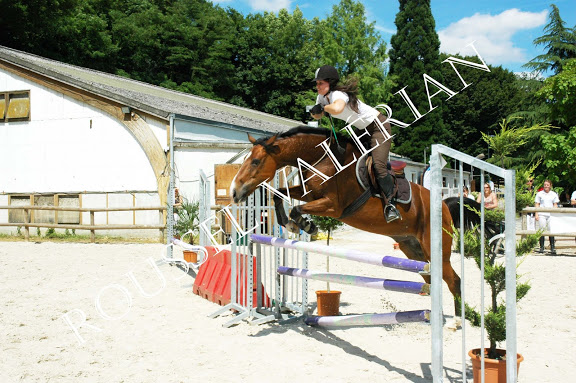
top-left (0, 45), bottom-right (300, 238)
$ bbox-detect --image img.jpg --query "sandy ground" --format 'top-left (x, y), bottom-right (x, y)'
top-left (1, 227), bottom-right (575, 383)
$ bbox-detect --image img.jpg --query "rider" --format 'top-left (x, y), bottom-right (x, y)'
top-left (309, 65), bottom-right (401, 223)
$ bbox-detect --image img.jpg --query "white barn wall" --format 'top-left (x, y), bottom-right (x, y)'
top-left (0, 68), bottom-right (158, 193)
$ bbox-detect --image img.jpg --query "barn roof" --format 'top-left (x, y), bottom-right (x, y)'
top-left (0, 45), bottom-right (301, 133)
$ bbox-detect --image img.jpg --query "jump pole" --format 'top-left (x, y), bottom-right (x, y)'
top-left (305, 310), bottom-right (430, 328)
top-left (277, 266), bottom-right (430, 295)
top-left (250, 234), bottom-right (429, 275)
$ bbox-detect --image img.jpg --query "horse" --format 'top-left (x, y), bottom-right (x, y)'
top-left (231, 126), bottom-right (478, 318)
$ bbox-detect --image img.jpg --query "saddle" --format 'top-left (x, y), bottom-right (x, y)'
top-left (356, 156), bottom-right (412, 204)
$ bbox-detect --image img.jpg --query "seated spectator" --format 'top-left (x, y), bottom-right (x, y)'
top-left (476, 182), bottom-right (498, 210)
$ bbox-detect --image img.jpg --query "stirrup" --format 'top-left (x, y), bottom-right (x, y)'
top-left (384, 204), bottom-right (401, 223)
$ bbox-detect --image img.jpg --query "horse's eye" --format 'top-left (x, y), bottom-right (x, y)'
top-left (251, 159), bottom-right (261, 167)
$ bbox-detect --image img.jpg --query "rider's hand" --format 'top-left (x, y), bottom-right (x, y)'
top-left (310, 104), bottom-right (324, 115)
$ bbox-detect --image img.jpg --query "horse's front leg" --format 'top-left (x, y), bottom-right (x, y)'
top-left (289, 197), bottom-right (339, 235)
top-left (272, 185), bottom-right (307, 229)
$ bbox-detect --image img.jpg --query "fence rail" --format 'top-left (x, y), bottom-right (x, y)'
top-left (0, 205), bottom-right (166, 242)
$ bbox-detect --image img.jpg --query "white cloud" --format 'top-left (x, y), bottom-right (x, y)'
top-left (247, 0), bottom-right (292, 12)
top-left (375, 25), bottom-right (396, 35)
top-left (438, 9), bottom-right (547, 65)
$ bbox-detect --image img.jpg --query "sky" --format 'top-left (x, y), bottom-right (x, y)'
top-left (210, 0), bottom-right (576, 74)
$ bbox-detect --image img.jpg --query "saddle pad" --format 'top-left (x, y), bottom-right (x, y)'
top-left (356, 155), bottom-right (412, 205)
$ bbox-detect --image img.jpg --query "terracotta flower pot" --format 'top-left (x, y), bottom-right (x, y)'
top-left (315, 290), bottom-right (341, 316)
top-left (183, 250), bottom-right (198, 263)
top-left (469, 348), bottom-right (524, 383)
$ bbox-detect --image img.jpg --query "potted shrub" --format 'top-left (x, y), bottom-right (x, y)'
top-left (174, 198), bottom-right (200, 263)
top-left (310, 216), bottom-right (344, 316)
top-left (455, 224), bottom-right (539, 382)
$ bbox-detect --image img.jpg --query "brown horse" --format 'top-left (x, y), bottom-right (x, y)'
top-left (231, 126), bottom-right (467, 316)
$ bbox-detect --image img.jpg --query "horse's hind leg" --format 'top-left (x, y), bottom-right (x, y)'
top-left (418, 228), bottom-right (462, 319)
top-left (395, 236), bottom-right (429, 285)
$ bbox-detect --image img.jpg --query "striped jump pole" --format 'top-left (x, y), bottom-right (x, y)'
top-left (250, 234), bottom-right (429, 275)
top-left (305, 310), bottom-right (430, 328)
top-left (277, 266), bottom-right (430, 296)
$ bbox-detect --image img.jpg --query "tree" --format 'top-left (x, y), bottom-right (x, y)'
top-left (230, 8), bottom-right (317, 121)
top-left (318, 0), bottom-right (390, 108)
top-left (523, 4), bottom-right (576, 75)
top-left (509, 73), bottom-right (550, 128)
top-left (441, 54), bottom-right (523, 157)
top-left (388, 0), bottom-right (449, 161)
top-left (540, 126), bottom-right (576, 193)
top-left (481, 118), bottom-right (551, 169)
top-left (535, 58), bottom-right (576, 128)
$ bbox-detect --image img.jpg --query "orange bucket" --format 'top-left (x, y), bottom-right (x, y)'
top-left (315, 290), bottom-right (341, 316)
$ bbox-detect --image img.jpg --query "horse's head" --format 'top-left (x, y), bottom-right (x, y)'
top-left (231, 133), bottom-right (281, 203)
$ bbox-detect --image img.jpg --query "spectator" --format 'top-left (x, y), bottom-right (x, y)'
top-left (535, 179), bottom-right (559, 254)
top-left (462, 186), bottom-right (473, 199)
top-left (526, 178), bottom-right (534, 193)
top-left (572, 189), bottom-right (576, 207)
top-left (476, 183), bottom-right (498, 209)
top-left (174, 187), bottom-right (183, 221)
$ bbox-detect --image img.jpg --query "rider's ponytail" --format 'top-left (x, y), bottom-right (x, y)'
top-left (330, 77), bottom-right (360, 114)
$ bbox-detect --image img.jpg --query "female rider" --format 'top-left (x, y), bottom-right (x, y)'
top-left (309, 65), bottom-right (400, 223)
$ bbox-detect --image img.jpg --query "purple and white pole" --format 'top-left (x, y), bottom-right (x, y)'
top-left (250, 234), bottom-right (429, 274)
top-left (305, 310), bottom-right (431, 328)
top-left (277, 266), bottom-right (430, 295)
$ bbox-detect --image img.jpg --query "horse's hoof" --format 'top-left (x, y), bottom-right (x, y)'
top-left (286, 221), bottom-right (300, 233)
top-left (446, 318), bottom-right (462, 331)
top-left (306, 225), bottom-right (318, 236)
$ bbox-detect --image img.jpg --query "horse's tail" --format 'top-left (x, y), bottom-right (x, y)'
top-left (444, 197), bottom-right (501, 238)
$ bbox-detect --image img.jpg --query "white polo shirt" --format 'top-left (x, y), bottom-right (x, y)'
top-left (316, 90), bottom-right (379, 129)
top-left (535, 190), bottom-right (559, 216)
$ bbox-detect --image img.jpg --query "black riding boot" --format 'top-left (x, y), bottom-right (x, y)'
top-left (377, 175), bottom-right (401, 223)
top-left (550, 237), bottom-right (556, 255)
top-left (539, 237), bottom-right (545, 253)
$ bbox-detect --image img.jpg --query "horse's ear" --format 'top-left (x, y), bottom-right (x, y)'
top-left (265, 134), bottom-right (278, 146)
top-left (247, 134), bottom-right (257, 144)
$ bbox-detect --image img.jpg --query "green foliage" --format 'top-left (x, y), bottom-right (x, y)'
top-left (482, 118), bottom-right (551, 168)
top-left (453, 226), bottom-right (538, 359)
top-left (388, 0), bottom-right (449, 161)
top-left (310, 216), bottom-right (344, 245)
top-left (441, 54), bottom-right (523, 157)
top-left (509, 73), bottom-right (550, 131)
top-left (232, 8), bottom-right (317, 121)
top-left (540, 125), bottom-right (576, 190)
top-left (515, 161), bottom-right (541, 213)
top-left (536, 58), bottom-right (576, 128)
top-left (174, 198), bottom-right (200, 244)
top-left (319, 0), bottom-right (390, 108)
top-left (523, 4), bottom-right (576, 75)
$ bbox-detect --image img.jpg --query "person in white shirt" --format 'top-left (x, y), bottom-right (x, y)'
top-left (310, 65), bottom-right (400, 223)
top-left (571, 190), bottom-right (576, 206)
top-left (535, 179), bottom-right (560, 254)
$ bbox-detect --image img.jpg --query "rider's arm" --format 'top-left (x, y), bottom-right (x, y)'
top-left (324, 99), bottom-right (346, 116)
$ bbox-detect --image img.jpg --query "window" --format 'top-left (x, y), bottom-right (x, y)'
top-left (1, 90), bottom-right (31, 122)
top-left (8, 194), bottom-right (80, 224)
top-left (8, 196), bottom-right (31, 223)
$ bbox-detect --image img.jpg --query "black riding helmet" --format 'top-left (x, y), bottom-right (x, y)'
top-left (312, 65), bottom-right (339, 82)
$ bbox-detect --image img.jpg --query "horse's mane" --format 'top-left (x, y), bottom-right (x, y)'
top-left (254, 125), bottom-right (362, 147)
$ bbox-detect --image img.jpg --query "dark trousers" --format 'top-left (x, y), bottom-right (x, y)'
top-left (366, 114), bottom-right (392, 179)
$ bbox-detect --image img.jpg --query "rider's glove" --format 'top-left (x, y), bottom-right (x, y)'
top-left (310, 104), bottom-right (324, 115)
